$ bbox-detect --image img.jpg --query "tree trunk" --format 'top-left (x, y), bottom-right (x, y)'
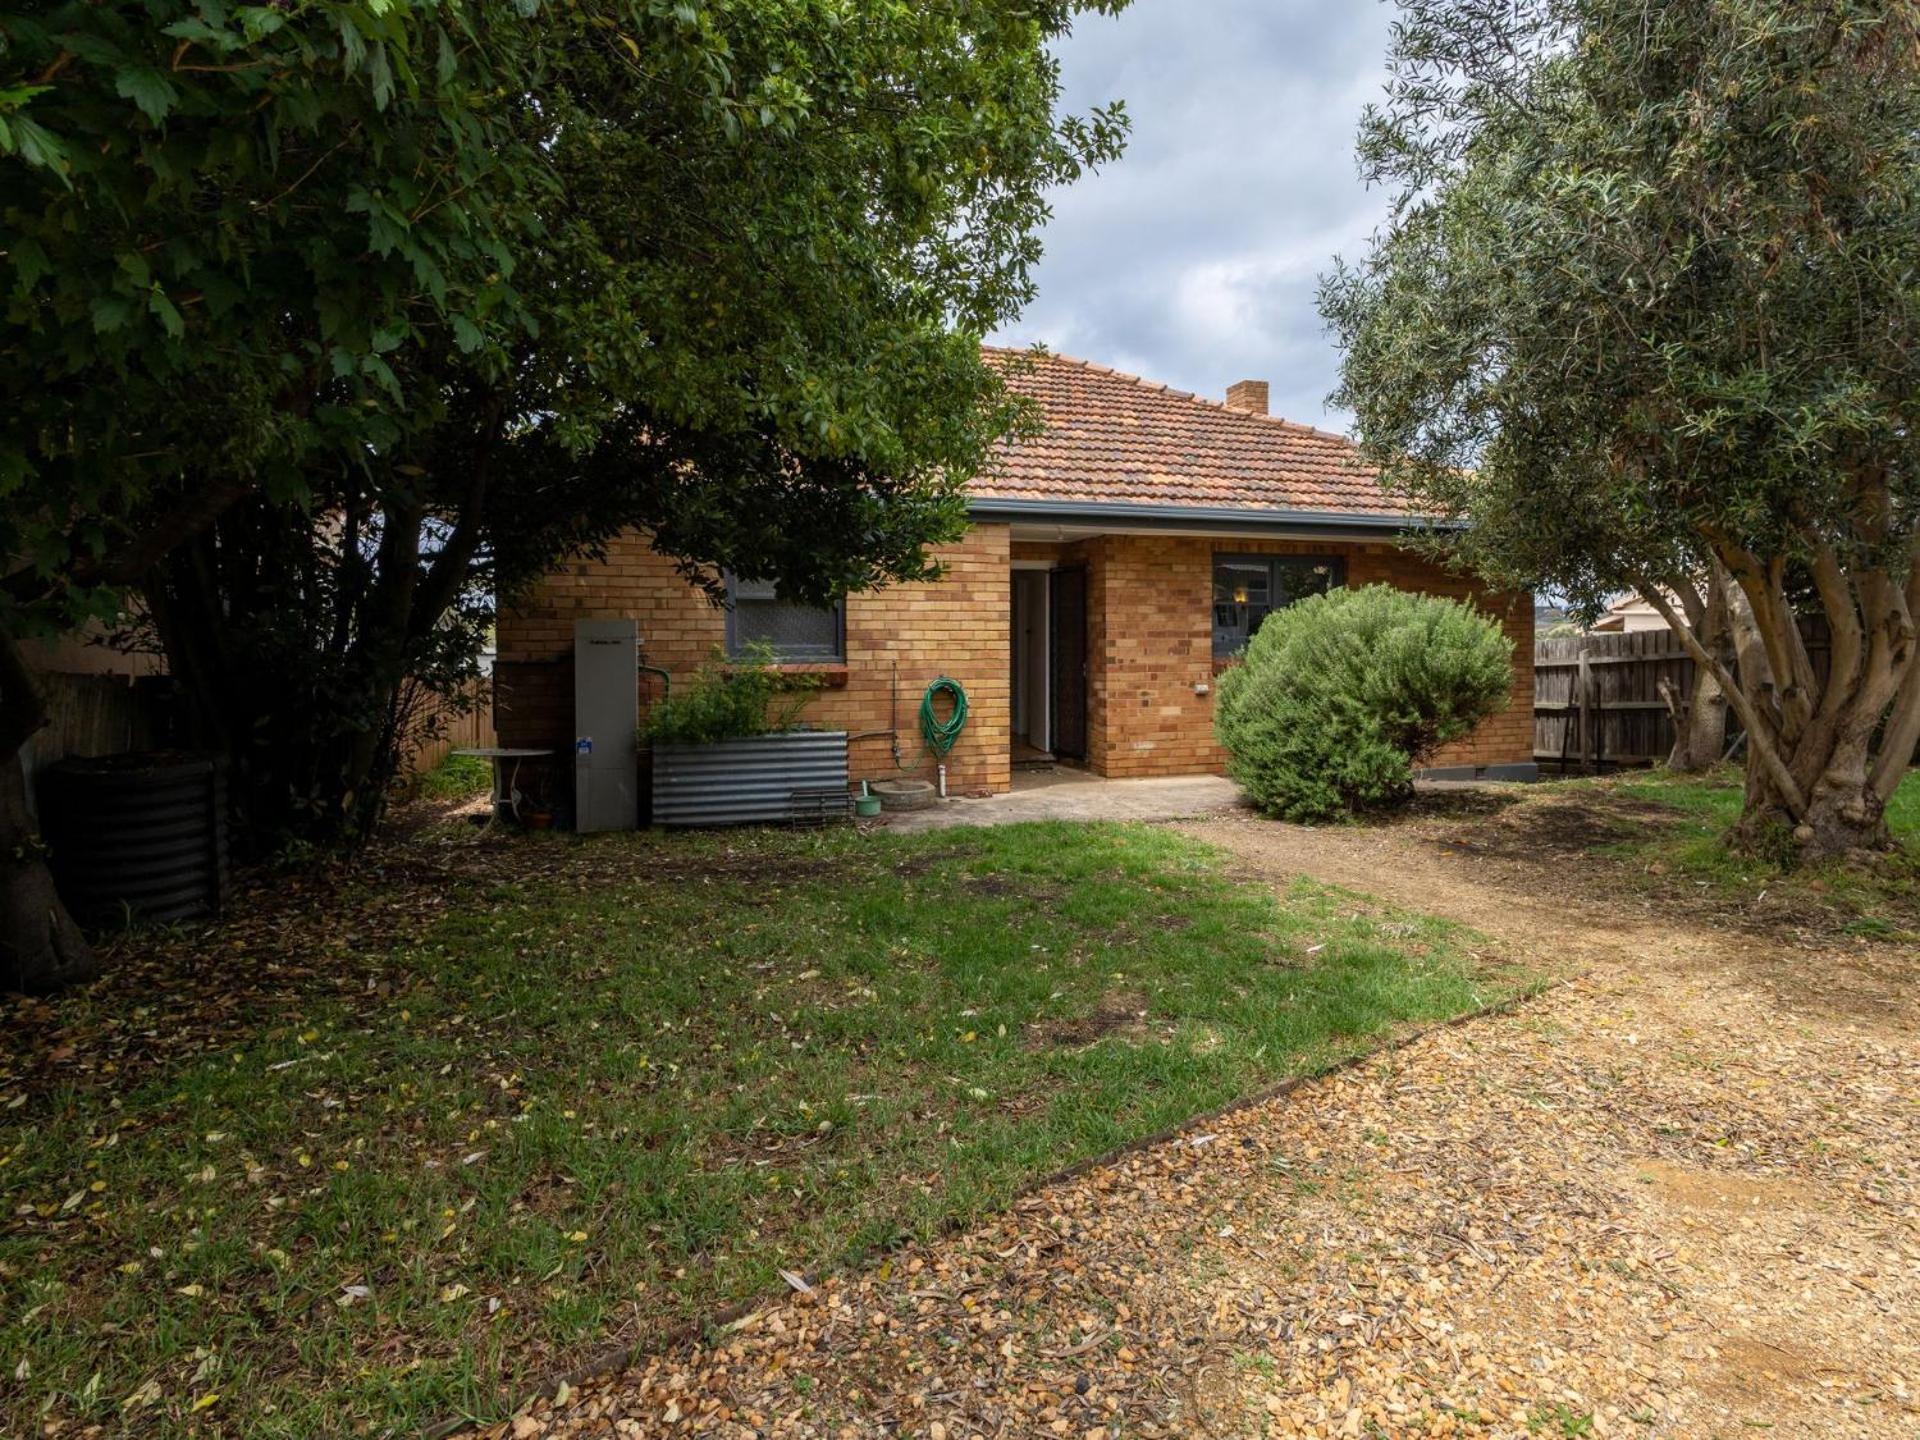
top-left (0, 637), bottom-right (100, 995)
top-left (1666, 663), bottom-right (1729, 771)
top-left (1731, 632), bottom-right (1906, 862)
top-left (1635, 568), bottom-right (1743, 771)
top-left (0, 617), bottom-right (100, 991)
top-left (1638, 561), bottom-right (1908, 864)
top-left (1, 756), bottom-right (98, 993)
top-left (1736, 745), bottom-right (1892, 860)
top-left (144, 498), bottom-right (441, 851)
top-left (1645, 566), bottom-right (1737, 773)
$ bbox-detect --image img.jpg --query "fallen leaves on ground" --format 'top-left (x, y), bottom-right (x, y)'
top-left (477, 808), bottom-right (1918, 1440)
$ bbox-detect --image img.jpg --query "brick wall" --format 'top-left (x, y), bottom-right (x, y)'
top-left (1075, 534), bottom-right (1534, 778)
top-left (1082, 535), bottom-right (1212, 777)
top-left (495, 525), bottom-right (1011, 800)
top-left (494, 523), bottom-right (1534, 808)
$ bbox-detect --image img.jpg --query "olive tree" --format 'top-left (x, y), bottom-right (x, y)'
top-left (1323, 0), bottom-right (1920, 858)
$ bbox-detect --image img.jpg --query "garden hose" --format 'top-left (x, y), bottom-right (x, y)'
top-left (919, 676), bottom-right (968, 759)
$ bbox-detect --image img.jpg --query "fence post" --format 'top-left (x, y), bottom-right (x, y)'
top-left (1577, 647), bottom-right (1594, 774)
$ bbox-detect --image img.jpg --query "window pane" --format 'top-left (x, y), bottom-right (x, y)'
top-left (734, 599), bottom-right (841, 660)
top-left (1212, 560), bottom-right (1271, 657)
top-left (1212, 555), bottom-right (1347, 658)
top-left (726, 574), bottom-right (843, 661)
top-left (1273, 556), bottom-right (1344, 607)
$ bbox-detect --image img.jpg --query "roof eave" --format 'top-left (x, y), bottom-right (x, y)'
top-left (965, 497), bottom-right (1463, 538)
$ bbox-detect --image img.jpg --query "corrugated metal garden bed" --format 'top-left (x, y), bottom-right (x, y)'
top-left (651, 730), bottom-right (849, 827)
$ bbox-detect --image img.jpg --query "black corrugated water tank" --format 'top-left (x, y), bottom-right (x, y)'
top-left (38, 753), bottom-right (229, 927)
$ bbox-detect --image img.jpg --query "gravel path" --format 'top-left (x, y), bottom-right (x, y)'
top-left (485, 804), bottom-right (1919, 1440)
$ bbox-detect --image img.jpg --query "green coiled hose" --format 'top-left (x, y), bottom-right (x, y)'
top-left (918, 676), bottom-right (968, 759)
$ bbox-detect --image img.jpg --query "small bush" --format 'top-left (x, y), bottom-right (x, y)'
top-left (1214, 584), bottom-right (1512, 822)
top-left (641, 643), bottom-right (822, 746)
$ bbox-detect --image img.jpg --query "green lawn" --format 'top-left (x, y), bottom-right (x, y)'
top-left (1567, 764), bottom-right (1918, 936)
top-left (412, 749), bottom-right (492, 803)
top-left (0, 821), bottom-right (1529, 1438)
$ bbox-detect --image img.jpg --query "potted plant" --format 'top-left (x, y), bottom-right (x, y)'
top-left (642, 645), bottom-right (848, 826)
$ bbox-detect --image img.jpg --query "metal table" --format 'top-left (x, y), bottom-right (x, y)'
top-left (454, 747), bottom-right (552, 822)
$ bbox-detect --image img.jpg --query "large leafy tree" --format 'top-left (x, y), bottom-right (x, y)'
top-left (1323, 0), bottom-right (1920, 859)
top-left (2, 0), bottom-right (1127, 990)
top-left (3, 0), bottom-right (542, 990)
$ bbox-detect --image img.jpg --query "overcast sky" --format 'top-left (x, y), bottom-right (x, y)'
top-left (986, 0), bottom-right (1397, 432)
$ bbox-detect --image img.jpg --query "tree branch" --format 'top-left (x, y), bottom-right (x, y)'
top-left (1804, 535), bottom-right (1864, 729)
top-left (408, 391), bottom-right (508, 640)
top-left (1640, 580), bottom-right (1806, 813)
top-left (1872, 652), bottom-right (1920, 799)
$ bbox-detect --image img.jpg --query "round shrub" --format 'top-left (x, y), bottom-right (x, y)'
top-left (1213, 584), bottom-right (1513, 822)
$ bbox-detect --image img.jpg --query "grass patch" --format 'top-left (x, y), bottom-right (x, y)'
top-left (414, 750), bottom-right (492, 803)
top-left (1556, 765), bottom-right (1918, 933)
top-left (0, 821), bottom-right (1529, 1437)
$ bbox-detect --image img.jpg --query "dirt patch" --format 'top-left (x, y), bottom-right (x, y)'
top-left (891, 849), bottom-right (966, 879)
top-left (946, 871), bottom-right (1067, 903)
top-left (1025, 990), bottom-right (1149, 1049)
top-left (1366, 785), bottom-right (1532, 827)
top-left (1702, 1334), bottom-right (1825, 1407)
top-left (1181, 790), bottom-right (1919, 1033)
top-left (1626, 1158), bottom-right (1821, 1217)
top-left (644, 854), bottom-right (840, 885)
top-left (1427, 793), bottom-right (1678, 859)
top-left (516, 1174), bottom-right (578, 1218)
top-left (961, 873), bottom-right (1021, 899)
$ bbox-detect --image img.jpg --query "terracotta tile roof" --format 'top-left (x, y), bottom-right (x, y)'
top-left (976, 348), bottom-right (1419, 519)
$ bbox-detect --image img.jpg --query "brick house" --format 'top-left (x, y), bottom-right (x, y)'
top-left (494, 350), bottom-right (1536, 801)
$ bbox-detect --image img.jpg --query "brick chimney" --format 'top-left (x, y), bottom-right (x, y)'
top-left (1225, 379), bottom-right (1269, 415)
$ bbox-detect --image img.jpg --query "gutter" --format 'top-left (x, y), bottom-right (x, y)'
top-left (964, 497), bottom-right (1464, 538)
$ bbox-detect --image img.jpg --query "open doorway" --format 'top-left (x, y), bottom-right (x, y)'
top-left (1011, 564), bottom-right (1087, 767)
top-left (1010, 567), bottom-right (1051, 764)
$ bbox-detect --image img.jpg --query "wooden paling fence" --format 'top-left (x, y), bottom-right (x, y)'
top-left (23, 673), bottom-right (163, 788)
top-left (27, 671), bottom-right (493, 780)
top-left (1534, 630), bottom-right (1693, 772)
top-left (398, 677), bottom-right (496, 776)
top-left (1534, 621), bottom-right (1833, 772)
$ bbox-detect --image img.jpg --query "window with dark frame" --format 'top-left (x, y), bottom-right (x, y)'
top-left (1212, 554), bottom-right (1346, 658)
top-left (725, 575), bottom-right (845, 662)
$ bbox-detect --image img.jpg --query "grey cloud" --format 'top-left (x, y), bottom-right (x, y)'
top-left (988, 0), bottom-right (1397, 430)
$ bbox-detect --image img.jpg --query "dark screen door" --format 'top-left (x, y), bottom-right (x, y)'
top-left (1049, 568), bottom-right (1088, 759)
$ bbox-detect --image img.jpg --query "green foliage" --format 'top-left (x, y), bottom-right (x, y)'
top-left (1323, 0), bottom-right (1920, 603)
top-left (2, 0), bottom-right (1132, 845)
top-left (2, 0), bottom-right (543, 639)
top-left (1321, 0), bottom-right (1920, 835)
top-left (1214, 585), bottom-right (1512, 822)
top-left (1579, 765), bottom-right (1918, 930)
top-left (641, 644), bottom-right (822, 746)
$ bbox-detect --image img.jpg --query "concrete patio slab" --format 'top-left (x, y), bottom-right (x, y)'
top-left (877, 770), bottom-right (1248, 832)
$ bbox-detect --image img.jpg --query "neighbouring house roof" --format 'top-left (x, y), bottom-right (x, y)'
top-left (974, 348), bottom-right (1432, 530)
top-left (1591, 591), bottom-right (1675, 634)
